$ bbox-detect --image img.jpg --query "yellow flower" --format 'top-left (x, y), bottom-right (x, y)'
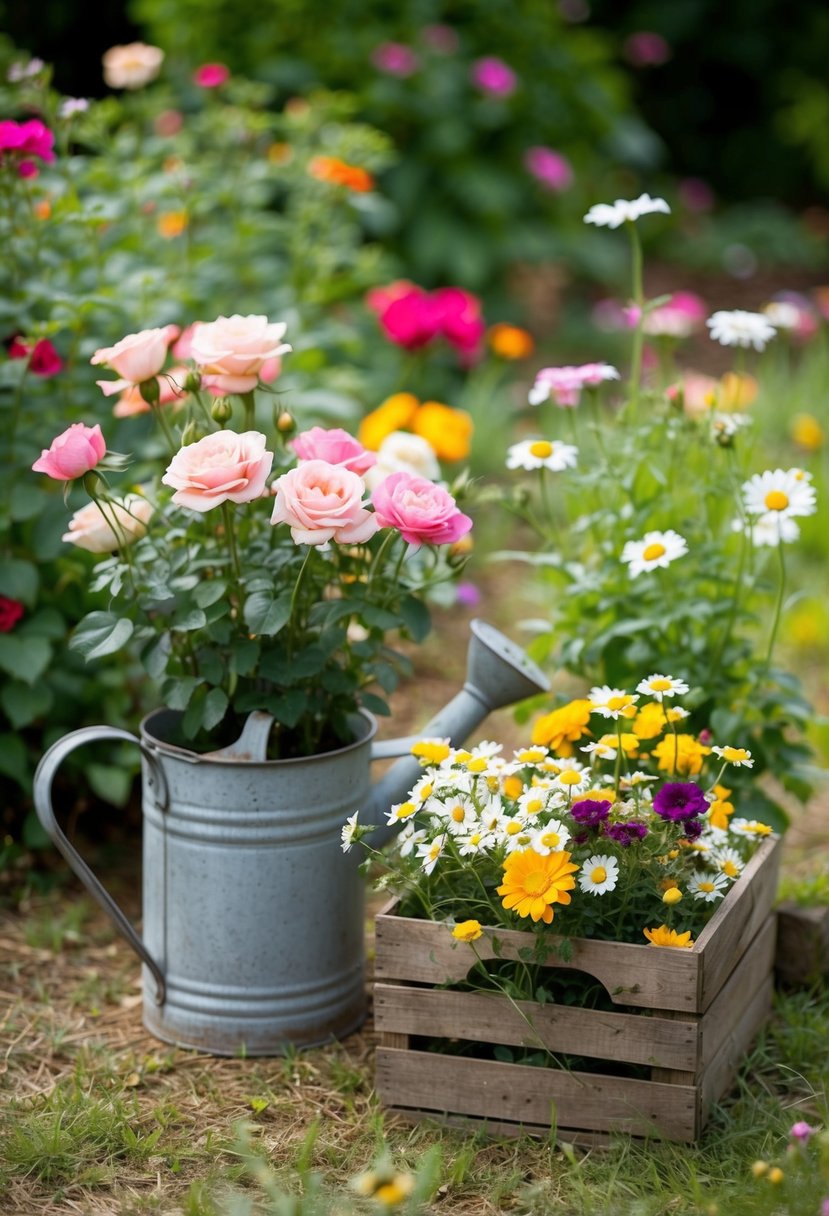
top-left (267, 141), bottom-right (293, 165)
top-left (531, 699), bottom-right (593, 754)
top-left (452, 919), bottom-right (483, 942)
top-left (662, 887), bottom-right (683, 905)
top-left (487, 323), bottom-right (535, 360)
top-left (751, 1160), bottom-right (769, 1178)
top-left (358, 393), bottom-right (420, 450)
top-left (707, 782), bottom-right (735, 831)
top-left (411, 738), bottom-right (451, 764)
top-left (633, 701), bottom-right (684, 740)
top-left (599, 731), bottom-right (639, 756)
top-left (352, 1170), bottom-right (415, 1204)
top-left (157, 210), bottom-right (188, 239)
top-left (497, 848), bottom-right (579, 924)
top-left (643, 924), bottom-right (695, 948)
top-left (652, 733), bottom-right (711, 776)
top-left (412, 401), bottom-right (473, 461)
top-left (719, 371), bottom-right (758, 410)
top-left (791, 412), bottom-right (823, 451)
top-left (767, 1167), bottom-right (784, 1186)
top-left (502, 774), bottom-right (524, 800)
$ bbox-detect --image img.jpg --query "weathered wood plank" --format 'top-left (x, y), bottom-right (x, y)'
top-left (387, 1107), bottom-right (616, 1148)
top-left (775, 902), bottom-right (829, 985)
top-left (376, 1047), bottom-right (698, 1141)
top-left (695, 835), bottom-right (781, 1010)
top-left (374, 983), bottom-right (699, 1071)
top-left (699, 914), bottom-right (776, 1071)
top-left (698, 972), bottom-right (773, 1126)
top-left (374, 915), bottom-right (700, 1011)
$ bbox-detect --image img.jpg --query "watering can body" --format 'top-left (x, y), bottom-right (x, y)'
top-left (33, 620), bottom-right (549, 1056)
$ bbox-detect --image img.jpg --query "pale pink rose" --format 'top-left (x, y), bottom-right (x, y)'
top-left (200, 354), bottom-right (283, 397)
top-left (32, 423), bottom-right (106, 481)
top-left (102, 42), bottom-right (164, 90)
top-left (189, 314), bottom-right (291, 394)
top-left (371, 472), bottom-right (472, 547)
top-left (162, 430), bottom-right (274, 511)
top-left (290, 427), bottom-right (377, 476)
top-left (62, 494), bottom-right (153, 553)
top-left (91, 325), bottom-right (180, 396)
top-left (270, 460), bottom-right (378, 547)
top-left (113, 366), bottom-right (189, 417)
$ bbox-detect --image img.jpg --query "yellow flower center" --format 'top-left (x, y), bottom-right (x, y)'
top-left (558, 770), bottom-right (583, 785)
top-left (722, 746), bottom-right (750, 762)
top-left (394, 802), bottom-right (416, 820)
top-left (525, 798), bottom-right (544, 815)
top-left (466, 757), bottom-right (488, 772)
top-left (764, 490), bottom-right (789, 511)
top-left (540, 832), bottom-right (561, 848)
top-left (468, 832), bottom-right (482, 846)
top-left (505, 820), bottom-right (522, 835)
top-left (590, 866), bottom-right (607, 884)
top-left (451, 805), bottom-right (466, 822)
top-left (721, 860), bottom-right (739, 877)
top-left (698, 881), bottom-right (716, 893)
top-left (606, 695), bottom-right (632, 711)
top-left (529, 440), bottom-right (554, 458)
top-left (418, 783), bottom-right (433, 800)
top-left (522, 870), bottom-right (548, 895)
top-left (650, 678), bottom-right (673, 691)
top-left (642, 542), bottom-right (666, 561)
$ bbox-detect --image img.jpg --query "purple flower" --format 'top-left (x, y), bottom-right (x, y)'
top-left (371, 42), bottom-right (420, 77)
top-left (470, 57), bottom-right (517, 97)
top-left (790, 1120), bottom-right (815, 1144)
top-left (653, 782), bottom-right (708, 822)
top-left (524, 146), bottom-right (573, 193)
top-left (683, 818), bottom-right (704, 840)
top-left (455, 580), bottom-right (481, 607)
top-left (605, 821), bottom-right (648, 846)
top-left (821, 1198), bottom-right (829, 1216)
top-left (623, 31), bottom-right (671, 67)
top-left (571, 799), bottom-right (612, 828)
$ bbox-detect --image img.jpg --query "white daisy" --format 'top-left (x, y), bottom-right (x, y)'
top-left (553, 766), bottom-right (592, 796)
top-left (440, 794), bottom-right (480, 834)
top-left (341, 812), bottom-right (359, 852)
top-left (711, 847), bottom-right (744, 880)
top-left (506, 438), bottom-right (579, 472)
top-left (513, 746), bottom-right (549, 764)
top-left (397, 825), bottom-right (425, 857)
top-left (620, 529), bottom-right (688, 578)
top-left (410, 773), bottom-right (438, 804)
top-left (416, 833), bottom-right (447, 875)
top-left (588, 686), bottom-right (640, 720)
top-left (711, 745), bottom-right (754, 768)
top-left (762, 300), bottom-right (801, 330)
top-left (386, 799), bottom-right (419, 826)
top-left (710, 412), bottom-right (752, 444)
top-left (577, 854), bottom-right (619, 896)
top-left (583, 193), bottom-right (671, 229)
top-left (517, 787), bottom-right (564, 818)
top-left (581, 739), bottom-right (619, 760)
top-left (734, 514), bottom-right (801, 547)
top-left (742, 468), bottom-right (817, 521)
top-left (730, 818), bottom-right (775, 839)
top-left (635, 674), bottom-right (689, 701)
top-left (457, 829), bottom-right (496, 856)
top-left (620, 771), bottom-right (658, 790)
top-left (529, 819), bottom-right (571, 855)
top-left (688, 871), bottom-right (730, 902)
top-left (706, 310), bottom-right (777, 351)
top-left (504, 828), bottom-right (536, 853)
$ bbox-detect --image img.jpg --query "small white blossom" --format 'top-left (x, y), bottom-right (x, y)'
top-left (635, 674), bottom-right (689, 701)
top-left (706, 309), bottom-right (777, 351)
top-left (416, 833), bottom-right (447, 875)
top-left (742, 468), bottom-right (816, 521)
top-left (688, 871), bottom-right (729, 902)
top-left (584, 193), bottom-right (671, 229)
top-left (8, 58), bottom-right (45, 82)
top-left (506, 438), bottom-right (579, 472)
top-left (621, 529), bottom-right (688, 578)
top-left (711, 745), bottom-right (754, 768)
top-left (59, 97), bottom-right (90, 118)
top-left (529, 820), bottom-right (571, 854)
top-left (340, 812), bottom-right (359, 853)
top-left (578, 854), bottom-right (619, 896)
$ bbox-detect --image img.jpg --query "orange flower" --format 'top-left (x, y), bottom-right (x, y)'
top-left (531, 699), bottom-right (592, 755)
top-left (34, 199), bottom-right (52, 220)
top-left (412, 401), bottom-right (473, 461)
top-left (488, 323), bottom-right (535, 360)
top-left (157, 211), bottom-right (188, 239)
top-left (358, 393), bottom-right (419, 450)
top-left (308, 155), bottom-right (374, 193)
top-left (643, 924), bottom-right (695, 948)
top-left (497, 848), bottom-right (579, 924)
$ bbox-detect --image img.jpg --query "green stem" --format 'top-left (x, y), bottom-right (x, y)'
top-left (627, 221), bottom-right (645, 424)
top-left (288, 546), bottom-right (314, 655)
top-left (221, 501), bottom-right (242, 581)
top-left (763, 534), bottom-right (787, 676)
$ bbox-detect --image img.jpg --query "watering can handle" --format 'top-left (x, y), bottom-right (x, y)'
top-left (32, 725), bottom-right (166, 1006)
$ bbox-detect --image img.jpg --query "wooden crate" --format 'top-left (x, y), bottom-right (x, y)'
top-left (775, 901), bottom-right (829, 986)
top-left (374, 835), bottom-right (781, 1143)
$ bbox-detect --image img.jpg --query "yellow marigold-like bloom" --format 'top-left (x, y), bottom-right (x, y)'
top-left (308, 154), bottom-right (374, 192)
top-left (643, 924), bottom-right (695, 949)
top-left (358, 393), bottom-right (420, 450)
top-left (662, 886), bottom-right (683, 905)
top-left (497, 848), bottom-right (579, 925)
top-left (352, 1170), bottom-right (415, 1204)
top-left (502, 774), bottom-right (524, 800)
top-left (157, 210), bottom-right (188, 239)
top-left (488, 322), bottom-right (535, 360)
top-left (452, 919), bottom-right (483, 942)
top-left (750, 1160), bottom-right (769, 1178)
top-left (531, 699), bottom-right (593, 754)
top-left (791, 412), bottom-right (823, 451)
top-left (719, 370), bottom-right (758, 410)
top-left (411, 401), bottom-right (473, 461)
top-left (632, 701), bottom-right (685, 740)
top-left (652, 733), bottom-right (711, 776)
top-left (767, 1167), bottom-right (784, 1186)
top-left (707, 782), bottom-right (735, 831)
top-left (599, 731), bottom-right (639, 756)
top-left (410, 738), bottom-right (451, 764)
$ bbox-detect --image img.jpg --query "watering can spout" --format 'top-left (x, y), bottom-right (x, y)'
top-left (366, 619), bottom-right (549, 846)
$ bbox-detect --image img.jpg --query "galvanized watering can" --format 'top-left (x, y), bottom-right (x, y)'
top-left (33, 620), bottom-right (548, 1056)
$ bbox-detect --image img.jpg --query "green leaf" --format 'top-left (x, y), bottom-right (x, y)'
top-left (232, 638), bottom-right (260, 676)
top-left (202, 687), bottom-right (229, 732)
top-left (360, 691), bottom-right (390, 717)
top-left (143, 633), bottom-right (172, 679)
top-left (0, 557), bottom-right (38, 607)
top-left (269, 689), bottom-right (308, 728)
top-left (9, 482), bottom-right (48, 522)
top-left (0, 634), bottom-right (52, 684)
top-left (87, 763), bottom-right (134, 808)
top-left (194, 579), bottom-right (227, 608)
top-left (171, 607), bottom-right (207, 632)
top-left (0, 732), bottom-right (30, 787)
top-left (17, 608), bottom-right (65, 639)
top-left (162, 677), bottom-right (204, 710)
top-left (359, 604), bottom-right (402, 631)
top-left (0, 680), bottom-right (53, 728)
top-left (181, 685), bottom-right (207, 739)
top-left (70, 612), bottom-right (134, 662)
top-left (244, 590), bottom-right (292, 636)
top-left (397, 595), bottom-right (431, 643)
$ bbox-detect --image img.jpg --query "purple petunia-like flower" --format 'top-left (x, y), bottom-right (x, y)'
top-left (571, 799), bottom-right (612, 828)
top-left (683, 818), bottom-right (705, 841)
top-left (605, 821), bottom-right (648, 846)
top-left (653, 782), bottom-right (708, 822)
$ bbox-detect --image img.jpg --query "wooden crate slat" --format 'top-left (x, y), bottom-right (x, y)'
top-left (374, 983), bottom-right (699, 1071)
top-left (376, 1047), bottom-right (698, 1141)
top-left (699, 914), bottom-right (777, 1071)
top-left (698, 972), bottom-right (773, 1124)
top-left (375, 915), bottom-right (700, 1012)
top-left (387, 1108), bottom-right (616, 1149)
top-left (696, 836), bottom-right (781, 1010)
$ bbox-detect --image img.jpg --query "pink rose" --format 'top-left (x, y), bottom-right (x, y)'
top-left (8, 336), bottom-right (62, 376)
top-left (470, 57), bottom-right (517, 97)
top-left (189, 314), bottom-right (291, 394)
top-left (113, 366), bottom-right (189, 417)
top-left (379, 288), bottom-right (442, 350)
top-left (524, 146), bottom-right (573, 193)
top-left (371, 42), bottom-right (420, 77)
top-left (62, 494), bottom-right (153, 553)
top-left (162, 430), bottom-right (274, 511)
top-left (290, 427), bottom-right (377, 476)
top-left (432, 287), bottom-right (485, 355)
top-left (32, 423), bottom-right (106, 481)
top-left (194, 63), bottom-right (229, 88)
top-left (271, 460), bottom-right (378, 547)
top-left (91, 325), bottom-right (180, 396)
top-left (371, 472), bottom-right (472, 547)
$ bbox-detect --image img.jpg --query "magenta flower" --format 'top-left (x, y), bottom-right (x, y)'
top-left (371, 42), bottom-right (420, 77)
top-left (471, 56), bottom-right (517, 97)
top-left (194, 63), bottom-right (229, 88)
top-left (379, 287), bottom-right (442, 350)
top-left (372, 472), bottom-right (472, 547)
top-left (605, 821), bottom-right (648, 846)
top-left (32, 423), bottom-right (106, 481)
top-left (653, 782), bottom-right (708, 822)
top-left (29, 338), bottom-right (63, 377)
top-left (371, 282), bottom-right (485, 358)
top-left (290, 427), bottom-right (376, 477)
top-left (431, 287), bottom-right (485, 355)
top-left (524, 146), bottom-right (573, 193)
top-left (0, 595), bottom-right (24, 633)
top-left (0, 118), bottom-right (55, 166)
top-left (570, 799), bottom-right (612, 827)
top-left (623, 32), bottom-right (671, 67)
top-left (789, 1121), bottom-right (815, 1144)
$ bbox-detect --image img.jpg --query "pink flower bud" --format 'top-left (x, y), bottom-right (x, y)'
top-left (32, 423), bottom-right (106, 481)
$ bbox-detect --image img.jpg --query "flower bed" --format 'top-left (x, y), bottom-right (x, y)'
top-left (374, 834), bottom-right (781, 1144)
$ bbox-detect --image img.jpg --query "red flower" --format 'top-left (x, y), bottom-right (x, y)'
top-left (0, 596), bottom-right (24, 633)
top-left (7, 336), bottom-right (63, 376)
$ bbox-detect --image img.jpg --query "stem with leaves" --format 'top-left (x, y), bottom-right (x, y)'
top-left (627, 221), bottom-right (645, 423)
